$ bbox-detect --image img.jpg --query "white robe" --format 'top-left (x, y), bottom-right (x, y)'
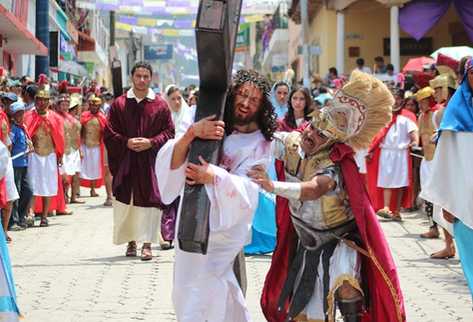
top-left (155, 130), bottom-right (271, 322)
top-left (377, 114), bottom-right (417, 188)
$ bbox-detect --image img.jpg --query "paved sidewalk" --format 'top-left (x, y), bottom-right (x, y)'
top-left (7, 190), bottom-right (472, 321)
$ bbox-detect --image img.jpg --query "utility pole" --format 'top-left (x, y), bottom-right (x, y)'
top-left (300, 0), bottom-right (310, 88)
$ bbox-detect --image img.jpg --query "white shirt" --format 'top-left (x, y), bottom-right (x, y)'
top-left (126, 88), bottom-right (156, 103)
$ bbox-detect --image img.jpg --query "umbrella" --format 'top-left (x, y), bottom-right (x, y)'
top-left (402, 56), bottom-right (435, 73)
top-left (431, 46), bottom-right (473, 61)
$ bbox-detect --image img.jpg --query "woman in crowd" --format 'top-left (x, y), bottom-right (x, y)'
top-left (278, 86), bottom-right (313, 132)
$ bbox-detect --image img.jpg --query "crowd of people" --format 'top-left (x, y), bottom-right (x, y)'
top-left (0, 53), bottom-right (472, 321)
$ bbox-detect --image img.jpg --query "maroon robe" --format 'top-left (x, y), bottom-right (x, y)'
top-left (104, 93), bottom-right (174, 208)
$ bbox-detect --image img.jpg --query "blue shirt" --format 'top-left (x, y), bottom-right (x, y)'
top-left (9, 124), bottom-right (28, 167)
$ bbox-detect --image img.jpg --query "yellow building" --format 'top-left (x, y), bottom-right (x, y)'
top-left (288, 0), bottom-right (472, 81)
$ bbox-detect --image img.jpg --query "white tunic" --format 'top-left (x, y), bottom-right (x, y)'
top-left (60, 148), bottom-right (81, 176)
top-left (80, 144), bottom-right (101, 180)
top-left (156, 130), bottom-right (271, 322)
top-left (28, 152), bottom-right (58, 197)
top-left (377, 115), bottom-right (417, 188)
top-left (5, 158), bottom-right (18, 202)
top-left (0, 142), bottom-right (8, 178)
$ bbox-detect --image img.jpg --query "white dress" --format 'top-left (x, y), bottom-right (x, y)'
top-left (377, 115), bottom-right (417, 188)
top-left (155, 130), bottom-right (271, 322)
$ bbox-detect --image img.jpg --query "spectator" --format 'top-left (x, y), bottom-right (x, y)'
top-left (8, 102), bottom-right (32, 230)
top-left (373, 56), bottom-right (387, 74)
top-left (22, 85), bottom-right (38, 111)
top-left (355, 57), bottom-right (372, 74)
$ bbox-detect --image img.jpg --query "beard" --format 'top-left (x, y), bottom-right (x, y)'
top-left (233, 104), bottom-right (260, 126)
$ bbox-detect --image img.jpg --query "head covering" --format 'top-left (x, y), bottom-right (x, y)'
top-left (165, 84), bottom-right (190, 128)
top-left (57, 93), bottom-right (70, 102)
top-left (88, 95), bottom-right (102, 105)
top-left (270, 81), bottom-right (290, 118)
top-left (436, 53), bottom-right (459, 80)
top-left (311, 70), bottom-right (393, 150)
top-left (9, 101), bottom-right (25, 114)
top-left (69, 94), bottom-right (82, 110)
top-left (429, 74), bottom-right (457, 102)
top-left (439, 57), bottom-right (473, 132)
top-left (35, 89), bottom-right (50, 99)
top-left (415, 86), bottom-right (435, 102)
top-left (2, 92), bottom-right (17, 102)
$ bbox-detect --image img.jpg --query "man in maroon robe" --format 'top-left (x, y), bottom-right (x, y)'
top-left (104, 61), bottom-right (174, 261)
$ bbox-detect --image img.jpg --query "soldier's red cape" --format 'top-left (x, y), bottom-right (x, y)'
top-left (366, 109), bottom-right (417, 212)
top-left (24, 109), bottom-right (65, 158)
top-left (79, 111), bottom-right (107, 188)
top-left (261, 143), bottom-right (406, 322)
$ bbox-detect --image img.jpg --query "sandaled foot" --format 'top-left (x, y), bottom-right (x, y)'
top-left (141, 244), bottom-right (153, 261)
top-left (431, 247), bottom-right (456, 259)
top-left (389, 212), bottom-right (403, 222)
top-left (160, 241), bottom-right (173, 250)
top-left (376, 207), bottom-right (393, 219)
top-left (420, 227), bottom-right (439, 239)
top-left (5, 233), bottom-right (12, 243)
top-left (39, 218), bottom-right (49, 227)
top-left (103, 198), bottom-right (113, 207)
top-left (126, 241), bottom-right (137, 257)
top-left (70, 199), bottom-right (85, 204)
top-left (57, 210), bottom-right (73, 216)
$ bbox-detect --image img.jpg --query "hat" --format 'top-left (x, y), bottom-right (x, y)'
top-left (25, 84), bottom-right (38, 98)
top-left (57, 93), bottom-right (70, 102)
top-left (9, 101), bottom-right (26, 114)
top-left (415, 87), bottom-right (435, 102)
top-left (436, 53), bottom-right (459, 80)
top-left (2, 92), bottom-right (18, 102)
top-left (88, 94), bottom-right (102, 105)
top-left (69, 94), bottom-right (82, 110)
top-left (312, 70), bottom-right (393, 150)
top-left (35, 89), bottom-right (50, 99)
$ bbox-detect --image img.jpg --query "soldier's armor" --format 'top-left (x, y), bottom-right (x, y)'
top-left (0, 118), bottom-right (8, 145)
top-left (64, 118), bottom-right (81, 154)
top-left (83, 117), bottom-right (101, 148)
top-left (280, 132), bottom-right (354, 248)
top-left (33, 119), bottom-right (54, 156)
top-left (418, 111), bottom-right (436, 161)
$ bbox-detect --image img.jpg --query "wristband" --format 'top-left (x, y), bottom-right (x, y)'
top-left (272, 181), bottom-right (302, 200)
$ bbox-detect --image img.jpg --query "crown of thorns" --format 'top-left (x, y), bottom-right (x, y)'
top-left (232, 69), bottom-right (271, 97)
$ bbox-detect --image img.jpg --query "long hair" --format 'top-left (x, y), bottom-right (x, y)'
top-left (224, 84), bottom-right (277, 141)
top-left (283, 86), bottom-right (313, 129)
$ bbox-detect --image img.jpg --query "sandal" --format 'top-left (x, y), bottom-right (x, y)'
top-left (70, 199), bottom-right (85, 204)
top-left (103, 198), bottom-right (113, 207)
top-left (141, 244), bottom-right (153, 261)
top-left (90, 191), bottom-right (99, 197)
top-left (126, 241), bottom-right (137, 257)
top-left (57, 210), bottom-right (73, 216)
top-left (389, 213), bottom-right (403, 222)
top-left (430, 247), bottom-right (456, 259)
top-left (376, 207), bottom-right (393, 219)
top-left (39, 218), bottom-right (49, 227)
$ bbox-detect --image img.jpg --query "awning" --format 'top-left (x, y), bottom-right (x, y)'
top-left (58, 60), bottom-right (89, 77)
top-left (0, 5), bottom-right (48, 56)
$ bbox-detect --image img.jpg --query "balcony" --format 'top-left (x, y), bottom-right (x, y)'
top-left (78, 11), bottom-right (109, 67)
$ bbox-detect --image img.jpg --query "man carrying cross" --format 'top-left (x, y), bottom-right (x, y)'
top-left (156, 70), bottom-right (277, 321)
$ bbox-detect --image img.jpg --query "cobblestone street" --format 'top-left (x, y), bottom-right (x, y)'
top-left (8, 188), bottom-right (473, 322)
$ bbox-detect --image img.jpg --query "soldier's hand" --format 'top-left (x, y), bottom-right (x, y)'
top-left (191, 115), bottom-right (225, 140)
top-left (186, 156), bottom-right (214, 185)
top-left (248, 165), bottom-right (274, 193)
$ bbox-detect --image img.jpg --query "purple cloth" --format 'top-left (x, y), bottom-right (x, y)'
top-left (104, 94), bottom-right (175, 209)
top-left (400, 0), bottom-right (473, 42)
top-left (161, 197), bottom-right (179, 241)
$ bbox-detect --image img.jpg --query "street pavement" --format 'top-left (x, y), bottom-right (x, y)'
top-left (8, 188), bottom-right (473, 322)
